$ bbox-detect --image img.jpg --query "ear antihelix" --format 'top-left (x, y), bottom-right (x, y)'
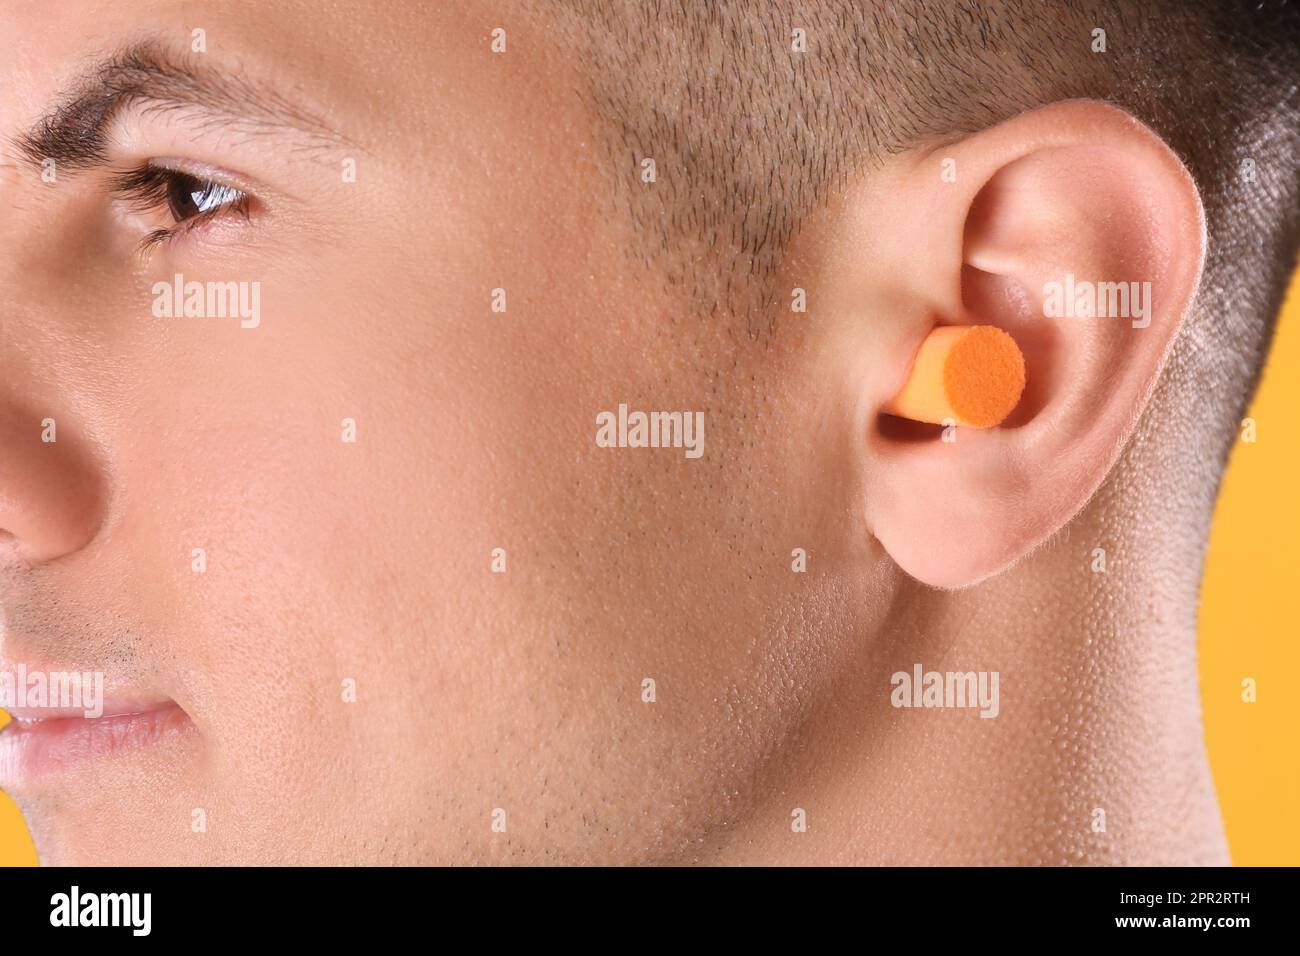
top-left (882, 325), bottom-right (1026, 429)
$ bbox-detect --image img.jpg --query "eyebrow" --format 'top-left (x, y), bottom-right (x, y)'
top-left (15, 40), bottom-right (346, 172)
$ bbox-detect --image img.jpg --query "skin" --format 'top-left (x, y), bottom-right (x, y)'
top-left (0, 0), bottom-right (1235, 864)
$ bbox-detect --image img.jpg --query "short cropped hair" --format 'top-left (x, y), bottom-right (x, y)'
top-left (551, 0), bottom-right (1299, 421)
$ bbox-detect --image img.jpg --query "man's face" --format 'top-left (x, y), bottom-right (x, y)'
top-left (0, 0), bottom-right (874, 863)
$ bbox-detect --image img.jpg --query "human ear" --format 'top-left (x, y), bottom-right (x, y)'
top-left (832, 100), bottom-right (1206, 587)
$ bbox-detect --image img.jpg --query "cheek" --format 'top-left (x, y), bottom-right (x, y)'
top-left (103, 237), bottom-right (637, 783)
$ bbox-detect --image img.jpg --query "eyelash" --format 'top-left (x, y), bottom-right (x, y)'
top-left (112, 164), bottom-right (252, 250)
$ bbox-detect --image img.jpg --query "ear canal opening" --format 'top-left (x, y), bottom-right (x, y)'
top-left (875, 414), bottom-right (945, 443)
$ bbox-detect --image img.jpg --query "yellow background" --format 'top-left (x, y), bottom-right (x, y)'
top-left (1199, 266), bottom-right (1300, 866)
top-left (1, 272), bottom-right (1298, 867)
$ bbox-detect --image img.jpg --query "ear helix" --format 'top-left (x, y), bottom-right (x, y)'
top-left (882, 325), bottom-right (1025, 429)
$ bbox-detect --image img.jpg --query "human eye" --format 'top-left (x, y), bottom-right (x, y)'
top-left (111, 162), bottom-right (255, 251)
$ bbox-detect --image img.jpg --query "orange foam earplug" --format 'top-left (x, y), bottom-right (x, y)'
top-left (883, 325), bottom-right (1025, 429)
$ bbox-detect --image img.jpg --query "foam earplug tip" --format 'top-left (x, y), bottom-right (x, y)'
top-left (883, 325), bottom-right (1026, 429)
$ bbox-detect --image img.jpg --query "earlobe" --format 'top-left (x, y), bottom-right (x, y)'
top-left (859, 100), bottom-right (1205, 588)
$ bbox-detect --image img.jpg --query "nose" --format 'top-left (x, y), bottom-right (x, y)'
top-left (0, 406), bottom-right (104, 564)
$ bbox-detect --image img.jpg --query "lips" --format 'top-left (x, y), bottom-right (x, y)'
top-left (0, 702), bottom-right (192, 787)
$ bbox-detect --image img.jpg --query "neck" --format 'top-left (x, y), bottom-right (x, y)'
top-left (715, 470), bottom-right (1228, 865)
